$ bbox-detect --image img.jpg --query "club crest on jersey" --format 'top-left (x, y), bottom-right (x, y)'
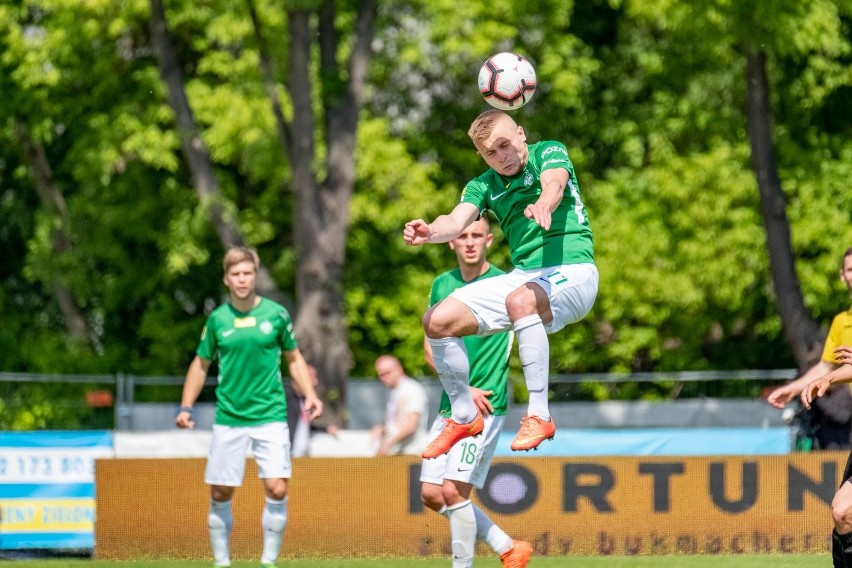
top-left (524, 170), bottom-right (533, 187)
top-left (259, 321), bottom-right (273, 335)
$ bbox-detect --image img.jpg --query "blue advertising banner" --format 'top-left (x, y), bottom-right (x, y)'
top-left (0, 431), bottom-right (113, 549)
top-left (493, 427), bottom-right (791, 457)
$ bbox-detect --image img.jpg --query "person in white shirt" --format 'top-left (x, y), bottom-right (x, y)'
top-left (372, 354), bottom-right (429, 455)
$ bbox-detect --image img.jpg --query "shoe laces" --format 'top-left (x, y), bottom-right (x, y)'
top-left (439, 418), bottom-right (461, 434)
top-left (518, 415), bottom-right (542, 435)
top-left (425, 418), bottom-right (458, 448)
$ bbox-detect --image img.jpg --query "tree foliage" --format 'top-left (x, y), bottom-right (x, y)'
top-left (1, 0), bottom-right (852, 418)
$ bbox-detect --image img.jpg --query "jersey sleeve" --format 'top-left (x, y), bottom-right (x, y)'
top-left (536, 141), bottom-right (572, 173)
top-left (196, 317), bottom-right (217, 361)
top-left (278, 308), bottom-right (299, 351)
top-left (460, 178), bottom-right (489, 214)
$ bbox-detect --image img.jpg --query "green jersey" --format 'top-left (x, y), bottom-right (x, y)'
top-left (196, 297), bottom-right (297, 427)
top-left (429, 264), bottom-right (512, 416)
top-left (460, 140), bottom-right (594, 269)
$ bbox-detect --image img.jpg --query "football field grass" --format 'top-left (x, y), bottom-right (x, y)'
top-left (26, 555), bottom-right (830, 567)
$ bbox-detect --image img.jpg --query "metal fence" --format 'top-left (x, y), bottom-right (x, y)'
top-left (0, 369), bottom-right (797, 431)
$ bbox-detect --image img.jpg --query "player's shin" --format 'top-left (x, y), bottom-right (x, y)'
top-left (427, 337), bottom-right (477, 423)
top-left (472, 503), bottom-right (512, 555)
top-left (260, 496), bottom-right (288, 564)
top-left (514, 314), bottom-right (550, 419)
top-left (208, 499), bottom-right (233, 567)
top-left (447, 500), bottom-right (476, 568)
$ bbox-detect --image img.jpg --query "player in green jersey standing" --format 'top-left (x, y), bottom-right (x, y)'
top-left (176, 246), bottom-right (323, 568)
top-left (419, 216), bottom-right (532, 568)
top-left (404, 109), bottom-right (598, 458)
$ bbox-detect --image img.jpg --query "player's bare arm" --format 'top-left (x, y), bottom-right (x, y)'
top-left (766, 360), bottom-right (834, 408)
top-left (176, 356), bottom-right (211, 429)
top-left (802, 363), bottom-right (852, 409)
top-left (766, 383), bottom-right (800, 409)
top-left (526, 168), bottom-right (569, 230)
top-left (285, 349), bottom-right (324, 420)
top-left (404, 203), bottom-right (479, 246)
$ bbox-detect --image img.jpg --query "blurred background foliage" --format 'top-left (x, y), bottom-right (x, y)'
top-left (1, 0), bottom-right (851, 418)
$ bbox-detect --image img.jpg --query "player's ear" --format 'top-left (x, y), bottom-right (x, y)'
top-left (485, 233), bottom-right (494, 248)
top-left (448, 241), bottom-right (456, 251)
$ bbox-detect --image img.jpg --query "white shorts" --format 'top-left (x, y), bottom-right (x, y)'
top-left (420, 414), bottom-right (505, 489)
top-left (449, 263), bottom-right (598, 335)
top-left (205, 422), bottom-right (292, 486)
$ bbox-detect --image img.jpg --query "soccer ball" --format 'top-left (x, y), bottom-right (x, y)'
top-left (478, 52), bottom-right (537, 111)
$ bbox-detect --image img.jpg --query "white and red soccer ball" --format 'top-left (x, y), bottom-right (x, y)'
top-left (478, 52), bottom-right (537, 111)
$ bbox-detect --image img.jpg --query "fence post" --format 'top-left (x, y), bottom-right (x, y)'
top-left (115, 372), bottom-right (131, 431)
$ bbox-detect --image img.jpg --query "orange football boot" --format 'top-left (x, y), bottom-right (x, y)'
top-left (510, 415), bottom-right (556, 451)
top-left (421, 411), bottom-right (484, 459)
top-left (500, 540), bottom-right (533, 568)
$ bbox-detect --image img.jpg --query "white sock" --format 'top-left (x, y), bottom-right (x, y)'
top-left (208, 499), bottom-right (233, 567)
top-left (472, 503), bottom-right (513, 555)
top-left (426, 337), bottom-right (477, 423)
top-left (514, 314), bottom-right (550, 419)
top-left (446, 500), bottom-right (476, 568)
top-left (260, 496), bottom-right (288, 564)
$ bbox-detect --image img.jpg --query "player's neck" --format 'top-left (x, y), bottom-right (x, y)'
top-left (231, 293), bottom-right (260, 313)
top-left (460, 261), bottom-right (490, 283)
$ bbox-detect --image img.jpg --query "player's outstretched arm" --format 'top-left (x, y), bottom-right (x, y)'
top-left (766, 360), bottom-right (834, 408)
top-left (404, 203), bottom-right (479, 246)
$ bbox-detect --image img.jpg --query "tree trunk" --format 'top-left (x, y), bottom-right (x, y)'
top-left (246, 0), bottom-right (292, 160)
top-left (309, 0), bottom-right (376, 425)
top-left (148, 0), bottom-right (285, 304)
top-left (744, 48), bottom-right (823, 372)
top-left (275, 0), bottom-right (377, 426)
top-left (13, 119), bottom-right (91, 346)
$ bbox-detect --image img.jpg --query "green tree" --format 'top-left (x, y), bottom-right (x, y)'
top-left (1, 0), bottom-right (851, 419)
top-left (609, 0), bottom-right (852, 374)
top-left (146, 0), bottom-right (384, 423)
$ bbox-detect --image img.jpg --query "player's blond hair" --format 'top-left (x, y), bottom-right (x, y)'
top-left (467, 109), bottom-right (515, 145)
top-left (222, 246), bottom-right (260, 273)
